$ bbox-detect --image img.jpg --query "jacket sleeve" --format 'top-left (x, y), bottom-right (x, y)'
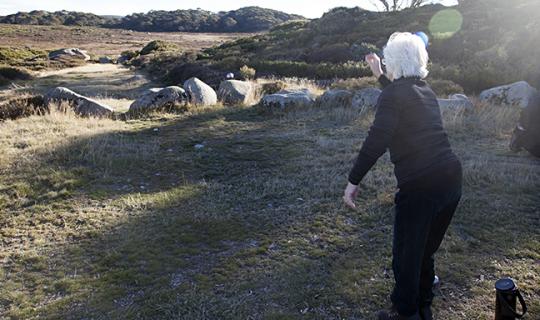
top-left (348, 89), bottom-right (400, 185)
top-left (378, 74), bottom-right (392, 88)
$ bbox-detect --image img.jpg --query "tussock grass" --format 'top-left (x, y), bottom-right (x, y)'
top-left (0, 98), bottom-right (538, 319)
top-left (0, 94), bottom-right (47, 121)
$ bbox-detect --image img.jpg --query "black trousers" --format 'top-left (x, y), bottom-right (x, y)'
top-left (390, 160), bottom-right (462, 317)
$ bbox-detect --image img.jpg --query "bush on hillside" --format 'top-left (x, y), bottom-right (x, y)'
top-left (239, 65), bottom-right (256, 79)
top-left (0, 66), bottom-right (34, 81)
top-left (200, 0), bottom-right (540, 92)
top-left (114, 7), bottom-right (303, 32)
top-left (0, 47), bottom-right (48, 63)
top-left (0, 75), bottom-right (9, 87)
top-left (429, 79), bottom-right (464, 97)
top-left (120, 50), bottom-right (139, 61)
top-left (0, 10), bottom-right (112, 26)
top-left (140, 40), bottom-right (178, 56)
top-left (261, 81), bottom-right (287, 94)
top-left (250, 60), bottom-right (371, 79)
top-left (330, 77), bottom-right (380, 90)
top-left (306, 43), bottom-right (355, 63)
top-left (351, 42), bottom-right (380, 60)
top-left (0, 96), bottom-right (47, 121)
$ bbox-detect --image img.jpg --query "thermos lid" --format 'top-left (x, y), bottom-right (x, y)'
top-left (495, 278), bottom-right (516, 291)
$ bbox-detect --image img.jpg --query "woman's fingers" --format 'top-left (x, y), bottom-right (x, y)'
top-left (343, 182), bottom-right (359, 209)
top-left (343, 195), bottom-right (356, 209)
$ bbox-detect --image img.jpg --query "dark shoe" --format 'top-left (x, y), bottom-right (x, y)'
top-left (377, 306), bottom-right (421, 320)
top-left (419, 305), bottom-right (433, 320)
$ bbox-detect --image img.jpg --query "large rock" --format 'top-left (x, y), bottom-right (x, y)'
top-left (49, 48), bottom-right (91, 61)
top-left (218, 80), bottom-right (254, 105)
top-left (317, 89), bottom-right (353, 107)
top-left (183, 77), bottom-right (217, 106)
top-left (479, 81), bottom-right (538, 108)
top-left (351, 88), bottom-right (382, 109)
top-left (436, 93), bottom-right (474, 110)
top-left (45, 87), bottom-right (113, 117)
top-left (261, 89), bottom-right (316, 109)
top-left (129, 86), bottom-right (188, 113)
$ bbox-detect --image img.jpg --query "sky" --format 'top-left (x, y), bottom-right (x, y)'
top-left (0, 0), bottom-right (458, 19)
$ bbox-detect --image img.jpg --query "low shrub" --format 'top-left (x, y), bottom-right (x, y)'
top-left (0, 47), bottom-right (48, 63)
top-left (330, 76), bottom-right (380, 90)
top-left (261, 80), bottom-right (287, 94)
top-left (250, 60), bottom-right (371, 79)
top-left (0, 75), bottom-right (9, 86)
top-left (120, 50), bottom-right (139, 61)
top-left (0, 47), bottom-right (49, 70)
top-left (429, 78), bottom-right (464, 97)
top-left (0, 96), bottom-right (47, 121)
top-left (239, 65), bottom-right (256, 80)
top-left (140, 40), bottom-right (179, 56)
top-left (0, 66), bottom-right (34, 81)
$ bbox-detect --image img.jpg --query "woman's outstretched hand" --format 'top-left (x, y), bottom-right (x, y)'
top-left (343, 182), bottom-right (359, 209)
top-left (365, 53), bottom-right (383, 78)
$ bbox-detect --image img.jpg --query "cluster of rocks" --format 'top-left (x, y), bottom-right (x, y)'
top-left (44, 76), bottom-right (537, 118)
top-left (43, 77), bottom-right (257, 117)
top-left (263, 80), bottom-right (538, 111)
top-left (127, 77), bottom-right (255, 114)
top-left (259, 86), bottom-right (474, 111)
top-left (44, 49), bottom-right (536, 112)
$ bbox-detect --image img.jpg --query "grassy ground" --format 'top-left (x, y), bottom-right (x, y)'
top-left (0, 94), bottom-right (538, 319)
top-left (0, 64), bottom-right (156, 114)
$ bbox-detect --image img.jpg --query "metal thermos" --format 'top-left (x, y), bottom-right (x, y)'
top-left (494, 278), bottom-right (527, 320)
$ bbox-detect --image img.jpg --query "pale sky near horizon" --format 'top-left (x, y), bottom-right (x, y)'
top-left (0, 0), bottom-right (458, 19)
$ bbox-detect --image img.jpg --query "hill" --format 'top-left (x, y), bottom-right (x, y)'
top-left (0, 10), bottom-right (113, 27)
top-left (181, 0), bottom-right (540, 92)
top-left (116, 6), bottom-right (304, 32)
top-left (0, 7), bottom-right (305, 32)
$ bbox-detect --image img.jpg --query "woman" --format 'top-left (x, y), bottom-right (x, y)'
top-left (343, 32), bottom-right (462, 320)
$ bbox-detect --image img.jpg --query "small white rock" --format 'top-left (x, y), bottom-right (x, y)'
top-left (194, 144), bottom-right (205, 149)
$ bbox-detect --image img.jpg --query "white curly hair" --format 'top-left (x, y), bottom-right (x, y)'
top-left (382, 32), bottom-right (429, 80)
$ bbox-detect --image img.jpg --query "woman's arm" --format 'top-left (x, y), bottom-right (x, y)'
top-left (343, 53), bottom-right (398, 209)
top-left (348, 90), bottom-right (400, 185)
